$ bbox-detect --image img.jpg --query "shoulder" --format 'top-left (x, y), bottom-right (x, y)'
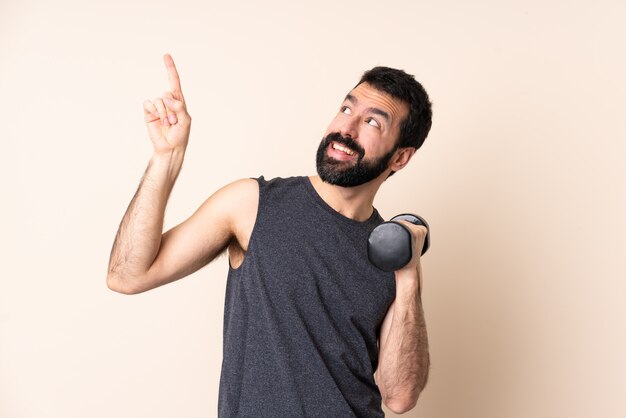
top-left (192, 177), bottom-right (259, 232)
top-left (213, 178), bottom-right (260, 257)
top-left (213, 175), bottom-right (302, 212)
top-left (212, 177), bottom-right (259, 216)
top-left (255, 175), bottom-right (308, 193)
top-left (216, 177), bottom-right (260, 237)
top-left (221, 177), bottom-right (260, 195)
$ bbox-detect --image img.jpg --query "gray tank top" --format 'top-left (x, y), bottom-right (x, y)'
top-left (218, 176), bottom-right (396, 417)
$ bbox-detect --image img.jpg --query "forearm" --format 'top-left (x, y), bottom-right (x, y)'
top-left (377, 267), bottom-right (430, 411)
top-left (107, 149), bottom-right (185, 291)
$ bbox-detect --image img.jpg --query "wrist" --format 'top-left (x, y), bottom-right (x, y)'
top-left (151, 148), bottom-right (185, 171)
top-left (152, 146), bottom-right (186, 162)
top-left (147, 148), bottom-right (186, 184)
top-left (394, 265), bottom-right (422, 294)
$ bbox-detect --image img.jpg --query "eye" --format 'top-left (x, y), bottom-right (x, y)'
top-left (366, 117), bottom-right (380, 128)
top-left (340, 106), bottom-right (352, 115)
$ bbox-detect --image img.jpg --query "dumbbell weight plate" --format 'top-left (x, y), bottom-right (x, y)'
top-left (367, 214), bottom-right (430, 272)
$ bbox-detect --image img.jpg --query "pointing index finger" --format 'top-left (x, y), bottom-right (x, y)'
top-left (163, 53), bottom-right (184, 101)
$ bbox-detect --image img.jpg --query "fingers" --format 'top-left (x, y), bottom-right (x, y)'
top-left (143, 100), bottom-right (159, 123)
top-left (162, 91), bottom-right (185, 114)
top-left (143, 94), bottom-right (187, 128)
top-left (163, 100), bottom-right (178, 125)
top-left (163, 53), bottom-right (185, 102)
top-left (143, 53), bottom-right (186, 128)
top-left (153, 97), bottom-right (172, 127)
top-left (397, 220), bottom-right (427, 237)
top-left (414, 225), bottom-right (428, 235)
top-left (397, 221), bottom-right (427, 255)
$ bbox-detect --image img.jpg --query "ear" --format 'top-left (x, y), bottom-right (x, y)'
top-left (389, 147), bottom-right (416, 172)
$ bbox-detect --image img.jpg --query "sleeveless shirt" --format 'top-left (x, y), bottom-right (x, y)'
top-left (218, 176), bottom-right (396, 417)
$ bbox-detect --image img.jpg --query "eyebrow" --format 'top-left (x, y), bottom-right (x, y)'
top-left (344, 93), bottom-right (391, 124)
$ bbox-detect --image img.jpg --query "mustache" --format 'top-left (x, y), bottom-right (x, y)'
top-left (323, 133), bottom-right (365, 159)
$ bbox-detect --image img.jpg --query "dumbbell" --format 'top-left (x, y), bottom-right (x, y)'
top-left (367, 213), bottom-right (430, 272)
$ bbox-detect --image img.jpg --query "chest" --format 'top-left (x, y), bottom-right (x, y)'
top-left (250, 209), bottom-right (396, 329)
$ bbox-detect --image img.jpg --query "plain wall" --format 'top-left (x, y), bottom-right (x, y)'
top-left (1, 0), bottom-right (624, 417)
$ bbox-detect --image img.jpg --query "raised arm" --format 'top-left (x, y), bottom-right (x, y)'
top-left (106, 54), bottom-right (256, 294)
top-left (107, 174), bottom-right (258, 295)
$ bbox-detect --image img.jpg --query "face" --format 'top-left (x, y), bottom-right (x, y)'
top-left (316, 82), bottom-right (409, 187)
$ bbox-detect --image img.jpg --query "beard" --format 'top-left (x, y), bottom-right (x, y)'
top-left (315, 132), bottom-right (398, 187)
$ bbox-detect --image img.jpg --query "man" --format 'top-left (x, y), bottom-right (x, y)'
top-left (107, 53), bottom-right (432, 417)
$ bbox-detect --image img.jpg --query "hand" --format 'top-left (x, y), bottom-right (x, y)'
top-left (394, 220), bottom-right (428, 290)
top-left (143, 53), bottom-right (192, 155)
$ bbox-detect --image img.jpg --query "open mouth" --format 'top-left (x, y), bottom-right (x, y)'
top-left (328, 141), bottom-right (358, 160)
top-left (332, 142), bottom-right (356, 156)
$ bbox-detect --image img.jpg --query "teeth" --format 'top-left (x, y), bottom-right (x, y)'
top-left (332, 143), bottom-right (355, 156)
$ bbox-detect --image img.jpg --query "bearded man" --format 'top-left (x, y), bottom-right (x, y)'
top-left (107, 54), bottom-right (433, 417)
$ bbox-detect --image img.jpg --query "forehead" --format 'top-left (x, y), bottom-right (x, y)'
top-left (346, 82), bottom-right (408, 123)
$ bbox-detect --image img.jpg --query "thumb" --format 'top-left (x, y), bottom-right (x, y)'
top-left (162, 91), bottom-right (185, 113)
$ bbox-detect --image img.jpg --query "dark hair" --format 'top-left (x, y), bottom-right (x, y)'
top-left (355, 66), bottom-right (432, 152)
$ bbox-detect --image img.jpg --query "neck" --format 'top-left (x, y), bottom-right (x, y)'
top-left (308, 174), bottom-right (386, 222)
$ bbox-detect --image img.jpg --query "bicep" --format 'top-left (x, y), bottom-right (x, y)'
top-left (136, 178), bottom-right (257, 293)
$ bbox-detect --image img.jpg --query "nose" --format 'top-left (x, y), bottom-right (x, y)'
top-left (339, 117), bottom-right (358, 139)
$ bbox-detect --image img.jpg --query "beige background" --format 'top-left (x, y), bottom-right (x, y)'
top-left (1, 0), bottom-right (624, 417)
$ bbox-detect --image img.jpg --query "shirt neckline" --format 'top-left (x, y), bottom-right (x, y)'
top-left (301, 176), bottom-right (382, 228)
